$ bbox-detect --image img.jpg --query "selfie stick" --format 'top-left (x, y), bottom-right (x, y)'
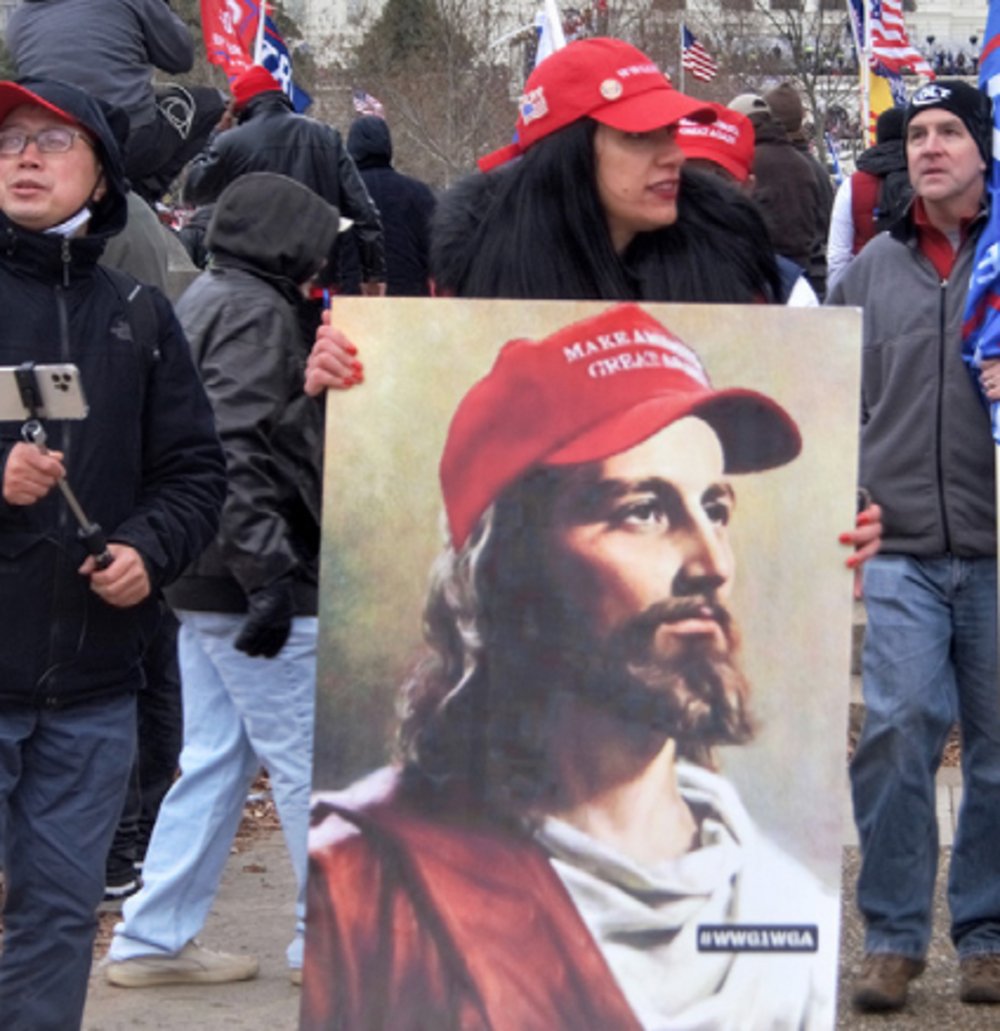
top-left (20, 418), bottom-right (113, 570)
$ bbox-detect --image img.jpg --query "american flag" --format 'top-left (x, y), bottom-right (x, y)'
top-left (962, 2), bottom-right (1000, 443)
top-left (681, 26), bottom-right (717, 83)
top-left (352, 87), bottom-right (385, 119)
top-left (869, 0), bottom-right (935, 79)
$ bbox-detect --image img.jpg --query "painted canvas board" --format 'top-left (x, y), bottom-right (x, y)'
top-left (304, 298), bottom-right (861, 1030)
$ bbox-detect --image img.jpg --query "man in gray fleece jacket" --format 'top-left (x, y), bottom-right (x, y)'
top-left (828, 80), bottom-right (1000, 1014)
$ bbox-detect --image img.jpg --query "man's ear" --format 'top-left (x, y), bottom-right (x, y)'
top-left (92, 173), bottom-right (107, 204)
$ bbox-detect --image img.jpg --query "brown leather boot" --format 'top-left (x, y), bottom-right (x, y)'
top-left (852, 953), bottom-right (926, 1012)
top-left (960, 954), bottom-right (1000, 1004)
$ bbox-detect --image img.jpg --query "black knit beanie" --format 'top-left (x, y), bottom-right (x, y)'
top-left (904, 80), bottom-right (992, 166)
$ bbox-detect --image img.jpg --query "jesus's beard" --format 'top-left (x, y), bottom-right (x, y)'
top-left (545, 595), bottom-right (755, 761)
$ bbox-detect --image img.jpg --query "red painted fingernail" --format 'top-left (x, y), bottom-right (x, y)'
top-left (838, 532), bottom-right (852, 544)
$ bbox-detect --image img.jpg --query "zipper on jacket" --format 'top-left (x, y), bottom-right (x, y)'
top-left (38, 279), bottom-right (74, 699)
top-left (934, 278), bottom-right (953, 553)
top-left (60, 236), bottom-right (71, 287)
top-left (54, 283), bottom-right (73, 474)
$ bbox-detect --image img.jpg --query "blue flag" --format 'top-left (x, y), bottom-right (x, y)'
top-left (824, 132), bottom-right (843, 186)
top-left (258, 13), bottom-right (312, 113)
top-left (962, 1), bottom-right (1000, 442)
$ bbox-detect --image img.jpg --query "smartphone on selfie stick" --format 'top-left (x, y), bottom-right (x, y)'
top-left (1, 362), bottom-right (113, 569)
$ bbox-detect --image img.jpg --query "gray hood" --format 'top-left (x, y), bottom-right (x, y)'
top-left (207, 172), bottom-right (341, 285)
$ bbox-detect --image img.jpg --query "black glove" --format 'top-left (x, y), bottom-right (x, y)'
top-left (234, 579), bottom-right (294, 658)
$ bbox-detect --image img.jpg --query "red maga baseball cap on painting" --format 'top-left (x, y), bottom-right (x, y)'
top-left (440, 303), bottom-right (802, 549)
top-left (478, 37), bottom-right (716, 172)
top-left (676, 102), bottom-right (755, 183)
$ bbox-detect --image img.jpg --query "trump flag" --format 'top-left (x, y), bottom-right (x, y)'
top-left (200, 0), bottom-right (311, 113)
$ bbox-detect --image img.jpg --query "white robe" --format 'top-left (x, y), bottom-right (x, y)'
top-left (535, 761), bottom-right (839, 1030)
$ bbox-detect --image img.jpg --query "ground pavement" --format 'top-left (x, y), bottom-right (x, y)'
top-left (79, 768), bottom-right (991, 1031)
top-left (83, 828), bottom-right (301, 1031)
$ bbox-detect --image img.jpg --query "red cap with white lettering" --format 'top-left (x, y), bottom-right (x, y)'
top-left (440, 303), bottom-right (801, 548)
top-left (676, 102), bottom-right (755, 183)
top-left (478, 37), bottom-right (715, 172)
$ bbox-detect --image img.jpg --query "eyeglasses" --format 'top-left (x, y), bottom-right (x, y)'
top-left (0, 127), bottom-right (94, 156)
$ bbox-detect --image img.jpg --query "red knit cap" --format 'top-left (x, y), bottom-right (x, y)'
top-left (231, 65), bottom-right (282, 111)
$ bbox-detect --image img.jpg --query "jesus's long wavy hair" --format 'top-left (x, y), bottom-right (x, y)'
top-left (395, 465), bottom-right (754, 823)
top-left (395, 469), bottom-right (572, 823)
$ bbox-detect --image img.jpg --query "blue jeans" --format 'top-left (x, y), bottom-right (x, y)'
top-left (109, 610), bottom-right (316, 969)
top-left (851, 554), bottom-right (1000, 959)
top-left (0, 693), bottom-right (136, 1031)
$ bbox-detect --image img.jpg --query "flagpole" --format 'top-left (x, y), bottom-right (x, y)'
top-left (862, 0), bottom-right (872, 144)
top-left (679, 23), bottom-right (685, 93)
top-left (543, 0), bottom-right (566, 50)
top-left (253, 0), bottom-right (268, 64)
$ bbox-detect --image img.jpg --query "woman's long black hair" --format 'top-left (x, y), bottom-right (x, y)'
top-left (430, 118), bottom-right (783, 303)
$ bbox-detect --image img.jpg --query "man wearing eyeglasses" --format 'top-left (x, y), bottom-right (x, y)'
top-left (0, 79), bottom-right (225, 1030)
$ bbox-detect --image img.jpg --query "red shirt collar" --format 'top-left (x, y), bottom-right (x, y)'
top-left (912, 196), bottom-right (977, 280)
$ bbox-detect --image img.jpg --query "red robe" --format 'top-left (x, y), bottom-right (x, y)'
top-left (301, 768), bottom-right (642, 1031)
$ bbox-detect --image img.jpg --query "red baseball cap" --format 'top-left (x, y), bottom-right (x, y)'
top-left (478, 37), bottom-right (715, 172)
top-left (440, 303), bottom-right (801, 548)
top-left (676, 102), bottom-right (755, 183)
top-left (0, 80), bottom-right (79, 127)
top-left (231, 65), bottom-right (282, 111)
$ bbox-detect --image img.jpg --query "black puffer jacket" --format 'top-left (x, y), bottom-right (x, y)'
top-left (0, 80), bottom-right (226, 707)
top-left (182, 92), bottom-right (386, 284)
top-left (167, 173), bottom-right (341, 617)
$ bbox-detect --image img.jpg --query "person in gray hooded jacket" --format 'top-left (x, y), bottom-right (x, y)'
top-left (105, 172), bottom-right (341, 989)
top-left (827, 80), bottom-right (1000, 1013)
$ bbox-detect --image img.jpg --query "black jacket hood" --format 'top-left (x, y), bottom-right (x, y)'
top-left (5, 76), bottom-right (130, 235)
top-left (855, 138), bottom-right (907, 178)
top-left (347, 115), bottom-right (392, 170)
top-left (207, 171), bottom-right (341, 287)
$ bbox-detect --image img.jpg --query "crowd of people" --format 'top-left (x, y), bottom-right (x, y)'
top-left (0, 1), bottom-right (997, 1027)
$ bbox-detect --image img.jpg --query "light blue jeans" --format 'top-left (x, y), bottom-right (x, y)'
top-left (109, 610), bottom-right (316, 970)
top-left (851, 555), bottom-right (1000, 959)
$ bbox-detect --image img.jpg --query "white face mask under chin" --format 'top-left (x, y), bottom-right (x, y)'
top-left (44, 206), bottom-right (92, 238)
